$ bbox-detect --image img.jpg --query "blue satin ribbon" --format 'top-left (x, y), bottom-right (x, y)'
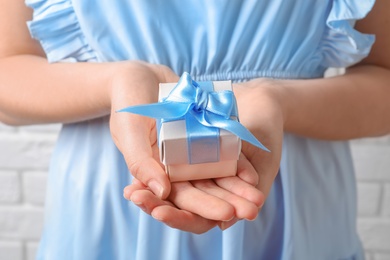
top-left (118, 72), bottom-right (269, 164)
top-left (185, 81), bottom-right (220, 164)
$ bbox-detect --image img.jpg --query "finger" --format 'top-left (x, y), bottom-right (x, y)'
top-left (131, 177), bottom-right (145, 186)
top-left (129, 188), bottom-right (218, 234)
top-left (122, 116), bottom-right (168, 196)
top-left (111, 112), bottom-right (171, 199)
top-left (218, 217), bottom-right (240, 231)
top-left (169, 182), bottom-right (235, 221)
top-left (151, 205), bottom-right (218, 234)
top-left (214, 176), bottom-right (265, 208)
top-left (130, 189), bottom-right (173, 215)
top-left (243, 141), bottom-right (281, 200)
top-left (192, 179), bottom-right (259, 220)
top-left (123, 178), bottom-right (148, 200)
top-left (236, 152), bottom-right (259, 186)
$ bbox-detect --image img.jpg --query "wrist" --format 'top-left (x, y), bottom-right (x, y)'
top-left (108, 61), bottom-right (177, 113)
top-left (244, 78), bottom-right (289, 130)
top-left (268, 80), bottom-right (291, 132)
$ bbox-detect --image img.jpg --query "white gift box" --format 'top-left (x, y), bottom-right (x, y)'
top-left (158, 81), bottom-right (241, 182)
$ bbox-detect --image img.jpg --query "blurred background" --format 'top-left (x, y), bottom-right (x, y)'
top-left (0, 69), bottom-right (390, 259)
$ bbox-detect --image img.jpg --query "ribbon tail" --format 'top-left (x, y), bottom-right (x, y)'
top-left (194, 112), bottom-right (270, 152)
top-left (221, 120), bottom-right (270, 152)
top-left (117, 101), bottom-right (191, 119)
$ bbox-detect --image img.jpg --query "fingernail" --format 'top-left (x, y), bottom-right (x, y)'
top-left (220, 217), bottom-right (239, 231)
top-left (219, 222), bottom-right (227, 231)
top-left (246, 214), bottom-right (258, 221)
top-left (151, 211), bottom-right (162, 221)
top-left (134, 201), bottom-right (147, 212)
top-left (123, 188), bottom-right (131, 200)
top-left (149, 180), bottom-right (164, 198)
top-left (259, 200), bottom-right (265, 209)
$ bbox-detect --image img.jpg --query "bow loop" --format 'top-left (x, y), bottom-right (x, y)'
top-left (165, 72), bottom-right (196, 103)
top-left (206, 91), bottom-right (236, 119)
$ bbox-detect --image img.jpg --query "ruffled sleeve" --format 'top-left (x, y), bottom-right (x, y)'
top-left (319, 0), bottom-right (375, 68)
top-left (26, 0), bottom-right (98, 63)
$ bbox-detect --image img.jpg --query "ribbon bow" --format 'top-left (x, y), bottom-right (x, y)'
top-left (118, 72), bottom-right (269, 152)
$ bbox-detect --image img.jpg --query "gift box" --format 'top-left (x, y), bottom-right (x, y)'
top-left (119, 72), bottom-right (268, 182)
top-left (157, 80), bottom-right (241, 182)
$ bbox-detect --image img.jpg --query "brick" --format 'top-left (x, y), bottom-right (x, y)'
top-left (0, 241), bottom-right (22, 260)
top-left (22, 172), bottom-right (47, 206)
top-left (358, 219), bottom-right (390, 251)
top-left (365, 252), bottom-right (374, 260)
top-left (0, 171), bottom-right (21, 204)
top-left (351, 136), bottom-right (390, 146)
top-left (383, 184), bottom-right (390, 217)
top-left (357, 183), bottom-right (382, 217)
top-left (26, 242), bottom-right (39, 260)
top-left (374, 253), bottom-right (390, 260)
top-left (0, 134), bottom-right (56, 170)
top-left (350, 144), bottom-right (390, 181)
top-left (19, 124), bottom-right (61, 133)
top-left (0, 207), bottom-right (44, 240)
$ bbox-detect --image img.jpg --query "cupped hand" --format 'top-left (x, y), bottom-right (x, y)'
top-left (124, 152), bottom-right (264, 234)
top-left (233, 79), bottom-right (284, 201)
top-left (109, 61), bottom-right (179, 199)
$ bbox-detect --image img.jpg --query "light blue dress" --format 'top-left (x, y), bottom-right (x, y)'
top-left (26, 0), bottom-right (375, 259)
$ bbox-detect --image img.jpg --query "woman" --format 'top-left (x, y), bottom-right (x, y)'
top-left (0, 0), bottom-right (389, 259)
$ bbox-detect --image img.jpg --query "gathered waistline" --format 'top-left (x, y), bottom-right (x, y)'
top-left (190, 70), bottom-right (325, 82)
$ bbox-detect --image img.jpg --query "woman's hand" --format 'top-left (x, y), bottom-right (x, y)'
top-left (109, 63), bottom-right (261, 233)
top-left (122, 77), bottom-right (285, 233)
top-left (124, 152), bottom-right (264, 233)
top-left (233, 79), bottom-right (284, 199)
top-left (109, 61), bottom-right (179, 199)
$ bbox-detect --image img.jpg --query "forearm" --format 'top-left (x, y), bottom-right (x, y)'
top-left (278, 65), bottom-right (390, 140)
top-left (0, 55), bottom-right (116, 125)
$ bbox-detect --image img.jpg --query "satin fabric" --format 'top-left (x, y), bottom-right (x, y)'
top-left (26, 0), bottom-right (375, 259)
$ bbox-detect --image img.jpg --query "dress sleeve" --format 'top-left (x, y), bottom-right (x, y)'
top-left (319, 0), bottom-right (376, 68)
top-left (25, 0), bottom-right (98, 63)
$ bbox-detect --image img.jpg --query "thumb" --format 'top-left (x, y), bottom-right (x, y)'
top-left (111, 112), bottom-right (171, 199)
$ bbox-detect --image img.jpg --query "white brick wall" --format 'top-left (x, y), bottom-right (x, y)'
top-left (0, 241), bottom-right (23, 260)
top-left (0, 171), bottom-right (21, 204)
top-left (0, 124), bottom-right (58, 260)
top-left (0, 122), bottom-right (389, 259)
top-left (351, 136), bottom-right (390, 260)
